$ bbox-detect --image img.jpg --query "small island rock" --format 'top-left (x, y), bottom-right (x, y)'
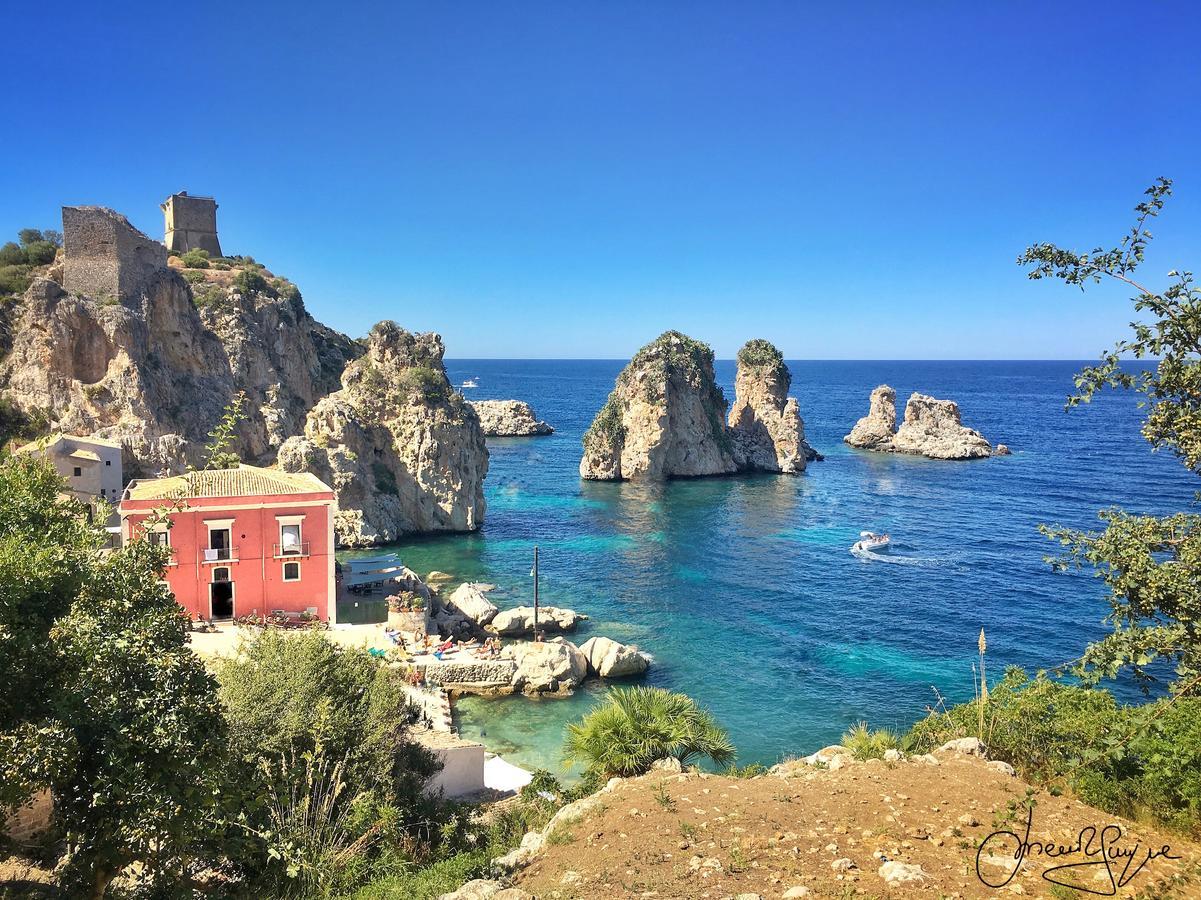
top-left (469, 399), bottom-right (553, 436)
top-left (844, 385), bottom-right (1001, 460)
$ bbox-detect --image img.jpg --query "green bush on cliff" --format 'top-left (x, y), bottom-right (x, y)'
top-left (233, 267), bottom-right (269, 295)
top-left (582, 392), bottom-right (626, 452)
top-left (906, 668), bottom-right (1201, 833)
top-left (0, 264), bottom-right (31, 298)
top-left (736, 338), bottom-right (784, 370)
top-left (397, 366), bottom-right (450, 404)
top-left (180, 248), bottom-right (211, 268)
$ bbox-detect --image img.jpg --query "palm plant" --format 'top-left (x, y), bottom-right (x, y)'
top-left (841, 721), bottom-right (901, 761)
top-left (563, 686), bottom-right (735, 778)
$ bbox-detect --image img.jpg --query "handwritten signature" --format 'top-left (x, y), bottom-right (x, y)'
top-left (976, 807), bottom-right (1181, 895)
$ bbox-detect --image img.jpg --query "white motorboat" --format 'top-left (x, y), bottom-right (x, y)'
top-left (461, 378), bottom-right (479, 388)
top-left (851, 531), bottom-right (891, 554)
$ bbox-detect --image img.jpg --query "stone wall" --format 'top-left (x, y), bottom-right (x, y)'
top-left (161, 192), bottom-right (222, 256)
top-left (415, 659), bottom-right (515, 687)
top-left (62, 206), bottom-right (167, 302)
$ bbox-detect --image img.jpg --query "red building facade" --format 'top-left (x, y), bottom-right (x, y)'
top-left (119, 466), bottom-right (337, 622)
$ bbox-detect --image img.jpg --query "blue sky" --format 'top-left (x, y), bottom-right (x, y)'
top-left (4, 1), bottom-right (1200, 358)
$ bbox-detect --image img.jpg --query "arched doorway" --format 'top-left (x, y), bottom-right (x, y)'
top-left (210, 566), bottom-right (234, 619)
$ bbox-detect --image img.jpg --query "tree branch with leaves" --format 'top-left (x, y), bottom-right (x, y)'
top-left (1022, 178), bottom-right (1201, 694)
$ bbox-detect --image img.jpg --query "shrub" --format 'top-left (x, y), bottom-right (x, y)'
top-left (840, 721), bottom-right (901, 760)
top-left (21, 241), bottom-right (57, 266)
top-left (582, 393), bottom-right (625, 452)
top-left (182, 270), bottom-right (207, 284)
top-left (0, 243), bottom-right (24, 266)
top-left (232, 268), bottom-right (270, 296)
top-left (736, 338), bottom-right (784, 370)
top-left (192, 283), bottom-right (228, 309)
top-left (0, 265), bottom-right (31, 298)
top-left (397, 366), bottom-right (449, 404)
top-left (564, 686), bottom-right (735, 779)
top-left (272, 277), bottom-right (302, 302)
top-left (906, 668), bottom-right (1201, 833)
top-left (180, 249), bottom-right (210, 268)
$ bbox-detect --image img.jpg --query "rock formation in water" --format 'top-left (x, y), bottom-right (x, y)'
top-left (844, 385), bottom-right (1001, 460)
top-left (580, 331), bottom-right (821, 481)
top-left (844, 384), bottom-right (898, 451)
top-left (727, 339), bottom-right (817, 473)
top-left (893, 393), bottom-right (994, 459)
top-left (578, 635), bottom-right (651, 678)
top-left (0, 227), bottom-right (357, 475)
top-left (278, 321), bottom-right (488, 547)
top-left (469, 399), bottom-right (553, 436)
top-left (579, 331), bottom-right (740, 480)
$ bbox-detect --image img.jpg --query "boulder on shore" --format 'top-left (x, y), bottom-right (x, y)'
top-left (578, 636), bottom-right (651, 678)
top-left (491, 606), bottom-right (584, 636)
top-left (844, 385), bottom-right (1000, 460)
top-left (506, 638), bottom-right (588, 694)
top-left (445, 583), bottom-right (499, 625)
top-left (469, 399), bottom-right (553, 436)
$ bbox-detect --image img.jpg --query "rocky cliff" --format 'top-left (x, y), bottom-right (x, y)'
top-left (0, 268), bottom-right (357, 473)
top-left (844, 385), bottom-right (1000, 460)
top-left (580, 331), bottom-right (738, 480)
top-left (727, 339), bottom-right (817, 473)
top-left (469, 399), bottom-right (553, 436)
top-left (580, 332), bottom-right (817, 481)
top-left (278, 321), bottom-right (488, 547)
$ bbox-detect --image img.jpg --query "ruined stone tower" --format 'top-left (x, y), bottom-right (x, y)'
top-left (62, 206), bottom-right (168, 301)
top-left (161, 191), bottom-right (222, 256)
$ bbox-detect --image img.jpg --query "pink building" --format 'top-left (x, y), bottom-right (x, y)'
top-left (119, 465), bottom-right (337, 622)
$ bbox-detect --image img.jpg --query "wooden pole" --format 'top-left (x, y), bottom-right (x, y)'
top-left (533, 545), bottom-right (540, 641)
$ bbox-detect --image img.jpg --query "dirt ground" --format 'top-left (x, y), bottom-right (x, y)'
top-left (513, 752), bottom-right (1201, 899)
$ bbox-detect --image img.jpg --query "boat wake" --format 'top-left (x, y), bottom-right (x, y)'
top-left (850, 545), bottom-right (950, 567)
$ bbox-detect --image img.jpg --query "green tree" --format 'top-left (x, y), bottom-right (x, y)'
top-left (564, 686), bottom-right (735, 779)
top-left (201, 389), bottom-right (247, 470)
top-left (1020, 178), bottom-right (1201, 695)
top-left (17, 228), bottom-right (44, 247)
top-left (0, 242), bottom-right (24, 266)
top-left (0, 454), bottom-right (233, 898)
top-left (214, 630), bottom-right (439, 893)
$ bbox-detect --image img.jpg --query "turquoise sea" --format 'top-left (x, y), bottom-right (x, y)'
top-left (346, 360), bottom-right (1195, 777)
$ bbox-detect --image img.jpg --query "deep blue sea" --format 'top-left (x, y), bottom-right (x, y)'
top-left (359, 360), bottom-right (1195, 776)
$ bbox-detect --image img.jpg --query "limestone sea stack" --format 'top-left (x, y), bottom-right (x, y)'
top-left (469, 399), bottom-right (553, 436)
top-left (727, 339), bottom-right (818, 473)
top-left (580, 332), bottom-right (817, 481)
top-left (844, 385), bottom-right (1001, 460)
top-left (580, 331), bottom-right (738, 480)
top-left (279, 321), bottom-right (488, 546)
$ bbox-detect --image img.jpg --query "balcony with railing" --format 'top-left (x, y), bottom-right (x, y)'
top-left (200, 545), bottom-right (239, 563)
top-left (273, 541), bottom-right (311, 559)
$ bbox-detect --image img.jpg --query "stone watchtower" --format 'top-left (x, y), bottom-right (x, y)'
top-left (161, 191), bottom-right (222, 256)
top-left (62, 206), bottom-right (168, 301)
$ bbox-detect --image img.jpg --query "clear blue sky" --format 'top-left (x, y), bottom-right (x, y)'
top-left (4, 1), bottom-right (1200, 358)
